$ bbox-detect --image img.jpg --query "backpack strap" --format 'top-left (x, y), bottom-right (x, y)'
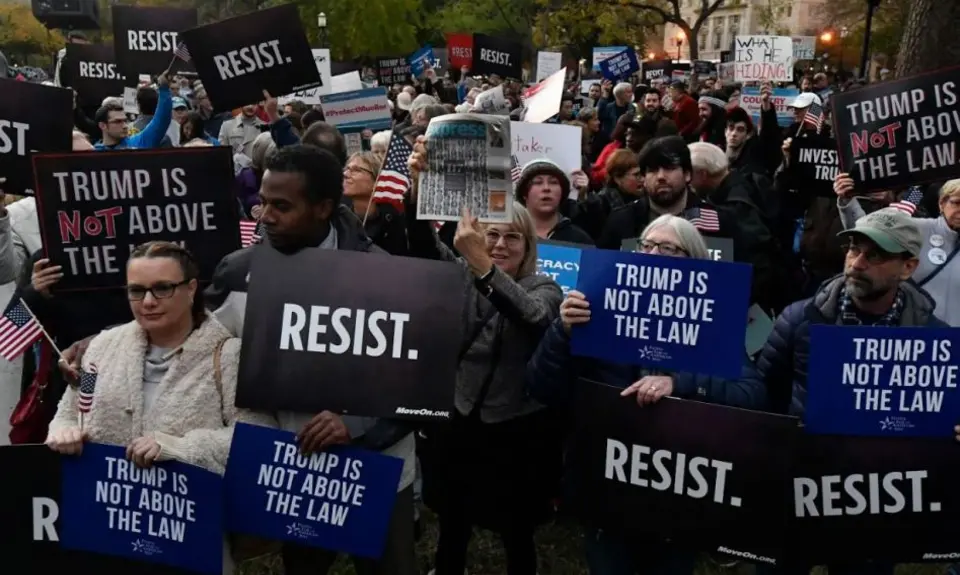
top-left (212, 339), bottom-right (229, 425)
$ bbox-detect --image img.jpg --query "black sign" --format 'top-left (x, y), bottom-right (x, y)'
top-left (569, 381), bottom-right (794, 564)
top-left (642, 60), bottom-right (672, 83)
top-left (111, 5), bottom-right (198, 83)
top-left (64, 44), bottom-right (127, 108)
top-left (0, 445), bottom-right (192, 574)
top-left (832, 66), bottom-right (960, 192)
top-left (376, 57), bottom-right (411, 86)
top-left (471, 34), bottom-right (522, 80)
top-left (620, 236), bottom-right (734, 262)
top-left (790, 136), bottom-right (840, 197)
top-left (33, 148), bottom-right (240, 292)
top-left (179, 4), bottom-right (321, 112)
top-left (0, 80), bottom-right (72, 197)
top-left (786, 434), bottom-right (960, 564)
top-left (237, 246), bottom-right (465, 420)
top-left (693, 60), bottom-right (714, 76)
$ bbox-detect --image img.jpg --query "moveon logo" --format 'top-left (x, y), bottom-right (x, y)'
top-left (395, 407), bottom-right (450, 417)
top-left (716, 546), bottom-right (776, 565)
top-left (923, 552), bottom-right (960, 560)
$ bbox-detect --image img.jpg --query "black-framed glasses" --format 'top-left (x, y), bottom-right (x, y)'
top-left (127, 280), bottom-right (190, 301)
top-left (639, 239), bottom-right (688, 257)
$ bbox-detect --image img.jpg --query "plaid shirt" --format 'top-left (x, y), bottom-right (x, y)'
top-left (838, 287), bottom-right (905, 326)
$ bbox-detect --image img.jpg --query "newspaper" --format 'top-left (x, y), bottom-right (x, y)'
top-left (417, 113), bottom-right (514, 224)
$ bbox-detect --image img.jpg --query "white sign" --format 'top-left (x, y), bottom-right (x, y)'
top-left (510, 121), bottom-right (582, 174)
top-left (734, 35), bottom-right (793, 83)
top-left (122, 86), bottom-right (138, 114)
top-left (319, 87), bottom-right (392, 131)
top-left (522, 67), bottom-right (565, 124)
top-left (536, 51), bottom-right (563, 82)
top-left (792, 36), bottom-right (816, 61)
top-left (279, 49), bottom-right (333, 105)
top-left (580, 79), bottom-right (601, 95)
top-left (718, 62), bottom-right (735, 85)
top-left (330, 71), bottom-right (363, 94)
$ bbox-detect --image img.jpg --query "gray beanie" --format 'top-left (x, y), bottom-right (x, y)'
top-left (514, 158), bottom-right (570, 204)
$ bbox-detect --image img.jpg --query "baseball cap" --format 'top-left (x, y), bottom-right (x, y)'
top-left (396, 92), bottom-right (413, 111)
top-left (172, 97), bottom-right (188, 109)
top-left (837, 208), bottom-right (922, 257)
top-left (787, 92), bottom-right (822, 109)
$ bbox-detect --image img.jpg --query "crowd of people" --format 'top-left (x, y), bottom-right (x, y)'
top-left (1, 35), bottom-right (958, 575)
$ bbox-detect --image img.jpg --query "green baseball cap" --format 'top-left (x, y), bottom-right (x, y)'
top-left (837, 207), bottom-right (922, 257)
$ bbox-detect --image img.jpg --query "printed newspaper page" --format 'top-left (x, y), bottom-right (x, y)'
top-left (418, 113), bottom-right (513, 224)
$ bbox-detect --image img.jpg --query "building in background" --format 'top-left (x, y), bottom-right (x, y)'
top-left (663, 0), bottom-right (829, 61)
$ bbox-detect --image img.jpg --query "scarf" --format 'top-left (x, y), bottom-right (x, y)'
top-left (838, 287), bottom-right (905, 327)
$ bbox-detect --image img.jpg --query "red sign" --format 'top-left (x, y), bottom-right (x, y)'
top-left (445, 33), bottom-right (474, 70)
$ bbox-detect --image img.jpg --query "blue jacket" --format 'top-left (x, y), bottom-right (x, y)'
top-left (596, 96), bottom-right (636, 137)
top-left (526, 318), bottom-right (767, 410)
top-left (742, 274), bottom-right (950, 417)
top-left (94, 85), bottom-right (173, 151)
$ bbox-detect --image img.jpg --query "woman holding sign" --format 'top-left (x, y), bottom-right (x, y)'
top-left (526, 214), bottom-right (766, 575)
top-left (407, 138), bottom-right (563, 575)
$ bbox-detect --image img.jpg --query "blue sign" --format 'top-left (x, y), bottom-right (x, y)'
top-left (805, 325), bottom-right (960, 438)
top-left (407, 45), bottom-right (436, 78)
top-left (570, 249), bottom-right (752, 378)
top-left (223, 423), bottom-right (404, 558)
top-left (592, 46), bottom-right (628, 71)
top-left (59, 443), bottom-right (223, 575)
top-left (742, 87), bottom-right (798, 128)
top-left (599, 48), bottom-right (639, 81)
top-left (536, 240), bottom-right (585, 295)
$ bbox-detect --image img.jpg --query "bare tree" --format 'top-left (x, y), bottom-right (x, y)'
top-left (601, 0), bottom-right (726, 60)
top-left (895, 0), bottom-right (960, 77)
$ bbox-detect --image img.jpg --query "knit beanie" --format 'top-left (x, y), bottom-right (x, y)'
top-left (514, 158), bottom-right (570, 204)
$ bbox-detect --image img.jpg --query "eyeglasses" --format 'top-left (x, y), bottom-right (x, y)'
top-left (844, 241), bottom-right (903, 265)
top-left (127, 279), bottom-right (190, 301)
top-left (639, 240), bottom-right (687, 257)
top-left (485, 229), bottom-right (525, 247)
top-left (107, 118), bottom-right (128, 125)
top-left (344, 165), bottom-right (374, 177)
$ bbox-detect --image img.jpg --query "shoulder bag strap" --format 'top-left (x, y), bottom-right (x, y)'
top-left (914, 243), bottom-right (960, 289)
top-left (212, 339), bottom-right (228, 424)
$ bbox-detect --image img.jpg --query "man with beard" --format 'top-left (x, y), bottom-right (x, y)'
top-left (693, 90), bottom-right (727, 146)
top-left (636, 87), bottom-right (678, 136)
top-left (597, 135), bottom-right (735, 249)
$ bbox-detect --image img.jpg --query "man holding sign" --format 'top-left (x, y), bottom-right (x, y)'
top-left (94, 71), bottom-right (173, 151)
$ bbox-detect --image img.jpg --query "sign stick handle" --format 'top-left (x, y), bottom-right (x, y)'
top-left (361, 161), bottom-right (388, 227)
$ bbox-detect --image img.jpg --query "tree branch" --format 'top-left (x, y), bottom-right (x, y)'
top-left (602, 0), bottom-right (676, 24)
top-left (490, 0), bottom-right (521, 34)
top-left (693, 0), bottom-right (725, 29)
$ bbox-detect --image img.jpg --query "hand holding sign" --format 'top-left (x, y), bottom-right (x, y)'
top-left (46, 426), bottom-right (89, 455)
top-left (297, 411), bottom-right (351, 454)
top-left (620, 375), bottom-right (674, 406)
top-left (126, 437), bottom-right (162, 468)
top-left (834, 172), bottom-right (856, 200)
top-left (32, 259), bottom-right (63, 297)
top-left (407, 135), bottom-right (428, 203)
top-left (560, 290), bottom-right (591, 335)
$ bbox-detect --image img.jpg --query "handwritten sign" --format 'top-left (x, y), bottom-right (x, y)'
top-left (278, 49), bottom-right (332, 105)
top-left (734, 35), bottom-right (793, 83)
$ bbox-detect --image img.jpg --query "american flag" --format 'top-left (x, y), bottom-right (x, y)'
top-left (372, 132), bottom-right (414, 212)
top-left (174, 43), bottom-right (191, 62)
top-left (240, 220), bottom-right (264, 247)
top-left (511, 154), bottom-right (523, 183)
top-left (0, 299), bottom-right (43, 362)
top-left (688, 206), bottom-right (721, 232)
top-left (803, 103), bottom-right (824, 132)
top-left (77, 370), bottom-right (98, 413)
top-left (889, 186), bottom-right (925, 215)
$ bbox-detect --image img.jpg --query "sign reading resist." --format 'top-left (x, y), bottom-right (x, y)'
top-left (64, 44), bottom-right (127, 108)
top-left (832, 66), bottom-right (960, 192)
top-left (0, 80), bottom-right (72, 197)
top-left (471, 34), bottom-right (522, 80)
top-left (571, 249), bottom-right (752, 378)
top-left (59, 443), bottom-right (223, 575)
top-left (111, 6), bottom-right (198, 82)
top-left (179, 4), bottom-right (320, 112)
top-left (805, 325), bottom-right (960, 438)
top-left (33, 148), bottom-right (240, 292)
top-left (237, 247), bottom-right (464, 420)
top-left (224, 423), bottom-right (403, 558)
top-left (790, 136), bottom-right (841, 197)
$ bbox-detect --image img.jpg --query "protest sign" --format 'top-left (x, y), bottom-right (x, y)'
top-left (0, 445), bottom-right (194, 574)
top-left (520, 68), bottom-right (565, 123)
top-left (792, 36), bottom-right (816, 60)
top-left (407, 45), bottom-right (436, 78)
top-left (570, 249), bottom-right (752, 379)
top-left (831, 67), bottom-right (960, 192)
top-left (790, 136), bottom-right (840, 197)
top-left (111, 6), bottom-right (198, 82)
top-left (740, 87), bottom-right (798, 128)
top-left (599, 48), bottom-right (640, 81)
top-left (0, 80), bottom-right (72, 197)
top-left (33, 147), bottom-right (240, 292)
top-left (471, 34), bottom-right (522, 79)
top-left (511, 121), bottom-right (582, 173)
top-left (224, 423), bottom-right (403, 558)
top-left (446, 34), bottom-right (473, 69)
top-left (620, 237), bottom-right (735, 263)
top-left (536, 51), bottom-right (562, 82)
top-left (734, 35), bottom-right (793, 83)
top-left (319, 88), bottom-right (392, 131)
top-left (805, 325), bottom-right (960, 438)
top-left (376, 57), bottom-right (411, 86)
top-left (64, 44), bottom-right (127, 108)
top-left (59, 443), bottom-right (223, 574)
top-left (237, 247), bottom-right (464, 419)
top-left (278, 49), bottom-right (332, 105)
top-left (179, 4), bottom-right (320, 112)
top-left (787, 433), bottom-right (960, 564)
top-left (642, 60), bottom-right (671, 84)
top-left (693, 60), bottom-right (715, 76)
top-left (592, 46), bottom-right (628, 72)
top-left (569, 380), bottom-right (793, 565)
top-left (330, 71), bottom-right (363, 94)
top-left (536, 239), bottom-right (589, 295)
top-left (718, 62), bottom-right (735, 85)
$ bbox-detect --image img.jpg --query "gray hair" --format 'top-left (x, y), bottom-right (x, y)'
top-left (613, 82), bottom-right (633, 99)
top-left (370, 130), bottom-right (392, 154)
top-left (250, 132), bottom-right (277, 171)
top-left (411, 93), bottom-right (437, 114)
top-left (689, 142), bottom-right (729, 176)
top-left (577, 107), bottom-right (597, 123)
top-left (640, 214), bottom-right (710, 260)
top-left (102, 96), bottom-right (123, 108)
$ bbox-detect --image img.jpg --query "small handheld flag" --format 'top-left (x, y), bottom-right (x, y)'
top-left (240, 220), bottom-right (265, 247)
top-left (0, 299), bottom-right (44, 361)
top-left (802, 102), bottom-right (824, 132)
top-left (372, 132), bottom-right (414, 213)
top-left (78, 370), bottom-right (98, 414)
top-left (174, 43), bottom-right (191, 62)
top-left (889, 186), bottom-right (925, 215)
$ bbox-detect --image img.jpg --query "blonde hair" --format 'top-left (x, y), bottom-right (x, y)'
top-left (641, 214), bottom-right (710, 260)
top-left (370, 131), bottom-right (392, 155)
top-left (939, 180), bottom-right (960, 200)
top-left (484, 202), bottom-right (538, 278)
top-left (348, 151), bottom-right (383, 175)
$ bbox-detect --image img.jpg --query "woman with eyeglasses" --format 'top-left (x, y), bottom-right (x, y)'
top-left (343, 151), bottom-right (410, 256)
top-left (44, 241), bottom-right (271, 574)
top-left (406, 138), bottom-right (563, 575)
top-left (526, 214), bottom-right (765, 575)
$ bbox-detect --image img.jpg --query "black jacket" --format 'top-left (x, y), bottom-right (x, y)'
top-left (546, 217), bottom-right (593, 245)
top-left (596, 192), bottom-right (736, 251)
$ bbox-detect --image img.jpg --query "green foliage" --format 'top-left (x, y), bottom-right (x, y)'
top-left (532, 0), bottom-right (657, 57)
top-left (427, 0), bottom-right (534, 42)
top-left (296, 0), bottom-right (423, 60)
top-left (817, 0), bottom-right (911, 69)
top-left (0, 2), bottom-right (64, 65)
